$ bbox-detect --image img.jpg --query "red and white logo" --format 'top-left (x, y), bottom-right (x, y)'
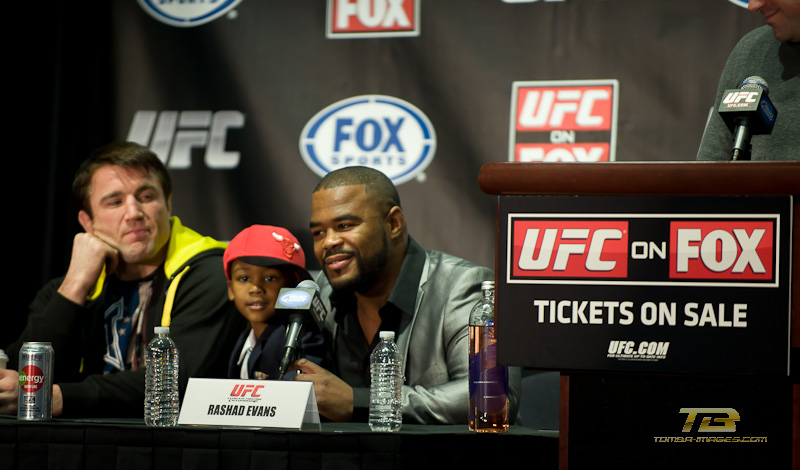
top-left (669, 221), bottom-right (774, 280)
top-left (512, 220), bottom-right (628, 278)
top-left (722, 91), bottom-right (759, 105)
top-left (516, 86), bottom-right (613, 131)
top-left (19, 365), bottom-right (45, 393)
top-left (327, 0), bottom-right (419, 38)
top-left (230, 383), bottom-right (264, 398)
top-left (509, 80), bottom-right (618, 162)
top-left (515, 143), bottom-right (610, 162)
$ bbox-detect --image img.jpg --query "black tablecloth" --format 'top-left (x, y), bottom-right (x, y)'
top-left (0, 416), bottom-right (558, 470)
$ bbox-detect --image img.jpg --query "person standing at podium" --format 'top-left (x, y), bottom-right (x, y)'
top-left (696, 0), bottom-right (799, 161)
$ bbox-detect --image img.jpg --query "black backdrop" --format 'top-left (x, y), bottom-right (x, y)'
top-left (5, 1), bottom-right (764, 348)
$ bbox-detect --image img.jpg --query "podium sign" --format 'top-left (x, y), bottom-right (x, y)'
top-left (497, 195), bottom-right (792, 376)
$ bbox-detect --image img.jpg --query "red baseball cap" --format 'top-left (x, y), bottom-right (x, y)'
top-left (223, 225), bottom-right (311, 282)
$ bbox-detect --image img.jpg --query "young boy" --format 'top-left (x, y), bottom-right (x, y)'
top-left (223, 225), bottom-right (331, 380)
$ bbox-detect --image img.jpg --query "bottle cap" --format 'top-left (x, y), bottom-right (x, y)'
top-left (481, 281), bottom-right (495, 290)
top-left (154, 326), bottom-right (170, 335)
top-left (379, 331), bottom-right (395, 341)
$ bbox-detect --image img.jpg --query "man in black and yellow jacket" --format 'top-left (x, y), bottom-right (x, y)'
top-left (0, 142), bottom-right (242, 417)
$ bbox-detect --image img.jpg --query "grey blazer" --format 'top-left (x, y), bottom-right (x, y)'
top-left (317, 240), bottom-right (522, 425)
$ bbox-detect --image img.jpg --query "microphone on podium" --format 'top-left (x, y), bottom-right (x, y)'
top-left (717, 75), bottom-right (778, 161)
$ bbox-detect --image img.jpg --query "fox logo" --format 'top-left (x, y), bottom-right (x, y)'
top-left (669, 222), bottom-right (774, 280)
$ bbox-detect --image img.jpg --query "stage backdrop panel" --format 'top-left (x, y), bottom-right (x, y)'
top-left (105, 1), bottom-right (763, 270)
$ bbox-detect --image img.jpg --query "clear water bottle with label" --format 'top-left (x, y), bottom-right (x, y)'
top-left (469, 281), bottom-right (509, 432)
top-left (369, 331), bottom-right (403, 432)
top-left (144, 326), bottom-right (180, 427)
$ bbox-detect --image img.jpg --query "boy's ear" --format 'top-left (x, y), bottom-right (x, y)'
top-left (226, 279), bottom-right (235, 301)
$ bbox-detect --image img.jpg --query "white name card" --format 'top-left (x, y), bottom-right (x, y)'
top-left (177, 378), bottom-right (320, 430)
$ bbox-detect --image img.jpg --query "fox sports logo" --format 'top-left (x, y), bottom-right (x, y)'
top-left (137, 0), bottom-right (243, 27)
top-left (300, 95), bottom-right (437, 185)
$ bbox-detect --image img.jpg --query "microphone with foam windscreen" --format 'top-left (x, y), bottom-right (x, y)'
top-left (717, 76), bottom-right (778, 161)
top-left (274, 280), bottom-right (330, 379)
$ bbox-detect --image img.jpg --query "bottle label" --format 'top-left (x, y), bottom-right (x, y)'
top-left (469, 324), bottom-right (509, 413)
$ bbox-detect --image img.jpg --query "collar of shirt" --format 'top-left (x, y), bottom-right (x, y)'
top-left (237, 328), bottom-right (259, 379)
top-left (331, 236), bottom-right (425, 325)
top-left (330, 237), bottom-right (425, 388)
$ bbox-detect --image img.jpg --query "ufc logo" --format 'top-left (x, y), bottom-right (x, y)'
top-left (514, 220), bottom-right (628, 278)
top-left (680, 408), bottom-right (740, 433)
top-left (722, 91), bottom-right (758, 104)
top-left (670, 222), bottom-right (774, 280)
top-left (230, 384), bottom-right (264, 398)
top-left (127, 110), bottom-right (245, 169)
top-left (516, 86), bottom-right (613, 131)
top-left (333, 0), bottom-right (413, 30)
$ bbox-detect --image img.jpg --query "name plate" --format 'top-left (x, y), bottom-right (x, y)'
top-left (177, 378), bottom-right (320, 430)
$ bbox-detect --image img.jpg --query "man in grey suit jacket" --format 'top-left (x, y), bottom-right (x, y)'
top-left (294, 166), bottom-right (521, 424)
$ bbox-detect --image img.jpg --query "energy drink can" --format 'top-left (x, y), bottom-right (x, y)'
top-left (17, 342), bottom-right (54, 421)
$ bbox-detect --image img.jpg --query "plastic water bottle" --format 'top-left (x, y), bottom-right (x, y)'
top-left (369, 331), bottom-right (403, 432)
top-left (144, 326), bottom-right (180, 427)
top-left (469, 281), bottom-right (509, 432)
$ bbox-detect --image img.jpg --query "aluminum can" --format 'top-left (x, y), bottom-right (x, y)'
top-left (17, 342), bottom-right (54, 420)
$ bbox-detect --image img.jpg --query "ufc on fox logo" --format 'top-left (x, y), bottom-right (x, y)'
top-left (510, 79), bottom-right (619, 162)
top-left (513, 220), bottom-right (628, 278)
top-left (669, 221), bottom-right (774, 280)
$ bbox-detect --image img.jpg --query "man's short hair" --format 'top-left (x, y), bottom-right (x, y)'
top-left (73, 142), bottom-right (172, 216)
top-left (313, 166), bottom-right (401, 213)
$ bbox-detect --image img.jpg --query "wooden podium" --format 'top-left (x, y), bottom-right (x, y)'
top-left (479, 161), bottom-right (799, 469)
